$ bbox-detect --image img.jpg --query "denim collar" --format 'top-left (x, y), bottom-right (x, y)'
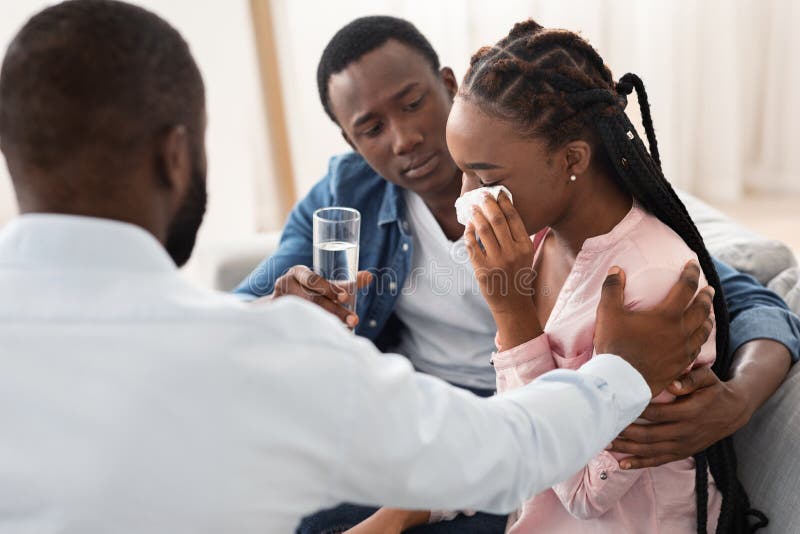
top-left (377, 181), bottom-right (404, 227)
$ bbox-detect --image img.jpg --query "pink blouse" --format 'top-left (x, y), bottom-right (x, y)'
top-left (494, 203), bottom-right (721, 533)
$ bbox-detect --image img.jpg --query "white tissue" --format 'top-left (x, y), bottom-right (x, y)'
top-left (454, 185), bottom-right (513, 226)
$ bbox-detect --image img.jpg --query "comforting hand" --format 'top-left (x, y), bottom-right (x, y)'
top-left (594, 261), bottom-right (715, 397)
top-left (260, 265), bottom-right (373, 327)
top-left (608, 365), bottom-right (740, 468)
top-left (464, 191), bottom-right (542, 349)
top-left (609, 338), bottom-right (793, 469)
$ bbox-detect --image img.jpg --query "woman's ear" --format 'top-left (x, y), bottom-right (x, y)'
top-left (564, 140), bottom-right (592, 176)
top-left (440, 67), bottom-right (458, 100)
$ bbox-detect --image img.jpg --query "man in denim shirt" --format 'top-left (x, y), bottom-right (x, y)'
top-left (236, 16), bottom-right (799, 532)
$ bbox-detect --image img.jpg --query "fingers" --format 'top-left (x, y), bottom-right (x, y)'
top-left (596, 266), bottom-right (627, 315)
top-left (622, 454), bottom-right (683, 469)
top-left (280, 275), bottom-right (356, 326)
top-left (464, 222), bottom-right (485, 263)
top-left (470, 207), bottom-right (501, 258)
top-left (640, 394), bottom-right (704, 423)
top-left (609, 436), bottom-right (685, 467)
top-left (685, 285), bottom-right (715, 323)
top-left (659, 261), bottom-right (702, 313)
top-left (476, 195), bottom-right (514, 248)
top-left (273, 266), bottom-right (359, 327)
top-left (497, 192), bottom-right (528, 243)
top-left (308, 291), bottom-right (359, 327)
top-left (609, 433), bottom-right (690, 468)
top-left (666, 365), bottom-right (716, 396)
top-left (616, 421), bottom-right (689, 445)
top-left (683, 286), bottom-right (714, 357)
top-left (614, 451), bottom-right (684, 470)
top-left (290, 265), bottom-right (347, 303)
top-left (356, 271), bottom-right (374, 289)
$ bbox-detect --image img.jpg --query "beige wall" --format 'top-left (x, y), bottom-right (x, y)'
top-left (0, 1), bottom-right (282, 260)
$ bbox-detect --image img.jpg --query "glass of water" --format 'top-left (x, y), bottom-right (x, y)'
top-left (313, 207), bottom-right (361, 315)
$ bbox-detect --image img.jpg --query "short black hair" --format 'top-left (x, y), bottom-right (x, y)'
top-left (0, 0), bottom-right (204, 172)
top-left (316, 16), bottom-right (440, 123)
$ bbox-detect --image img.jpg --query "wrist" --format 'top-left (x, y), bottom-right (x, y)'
top-left (401, 511), bottom-right (431, 529)
top-left (494, 312), bottom-right (543, 350)
top-left (369, 509), bottom-right (429, 531)
top-left (721, 379), bottom-right (753, 433)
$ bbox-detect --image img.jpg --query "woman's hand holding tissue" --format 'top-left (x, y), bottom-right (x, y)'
top-left (264, 265), bottom-right (373, 328)
top-left (464, 191), bottom-right (543, 349)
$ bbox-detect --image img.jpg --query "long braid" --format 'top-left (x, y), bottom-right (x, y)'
top-left (611, 76), bottom-right (765, 533)
top-left (462, 20), bottom-right (767, 533)
top-left (616, 73), bottom-right (661, 168)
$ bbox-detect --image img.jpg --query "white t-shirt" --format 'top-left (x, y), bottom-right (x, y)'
top-left (394, 190), bottom-right (499, 391)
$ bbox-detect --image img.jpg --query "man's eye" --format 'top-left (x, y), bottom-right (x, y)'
top-left (404, 96), bottom-right (424, 111)
top-left (363, 123), bottom-right (383, 137)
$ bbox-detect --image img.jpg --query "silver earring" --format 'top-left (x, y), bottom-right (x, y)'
top-left (569, 174), bottom-right (577, 182)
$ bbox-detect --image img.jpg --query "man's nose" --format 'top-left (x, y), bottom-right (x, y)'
top-left (392, 123), bottom-right (423, 156)
top-left (460, 172), bottom-right (480, 196)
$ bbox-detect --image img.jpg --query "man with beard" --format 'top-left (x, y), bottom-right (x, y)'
top-left (0, 2), bottom-right (715, 533)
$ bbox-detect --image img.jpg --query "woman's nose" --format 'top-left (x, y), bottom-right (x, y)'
top-left (460, 172), bottom-right (480, 196)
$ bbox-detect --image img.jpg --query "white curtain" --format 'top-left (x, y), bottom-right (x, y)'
top-left (2, 1), bottom-right (796, 233)
top-left (271, 0), bottom-right (800, 204)
top-left (751, 0), bottom-right (800, 194)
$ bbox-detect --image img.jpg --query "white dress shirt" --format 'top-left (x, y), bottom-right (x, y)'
top-left (0, 214), bottom-right (650, 533)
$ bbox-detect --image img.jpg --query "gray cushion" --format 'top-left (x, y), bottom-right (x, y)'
top-left (735, 363), bottom-right (800, 532)
top-left (768, 267), bottom-right (800, 315)
top-left (679, 191), bottom-right (798, 285)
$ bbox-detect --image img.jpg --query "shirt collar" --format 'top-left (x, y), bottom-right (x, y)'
top-left (377, 182), bottom-right (405, 227)
top-left (580, 200), bottom-right (644, 253)
top-left (0, 214), bottom-right (177, 273)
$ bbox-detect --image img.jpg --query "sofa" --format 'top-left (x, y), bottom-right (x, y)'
top-left (193, 191), bottom-right (800, 532)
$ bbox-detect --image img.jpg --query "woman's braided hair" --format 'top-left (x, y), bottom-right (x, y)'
top-left (461, 20), bottom-right (767, 533)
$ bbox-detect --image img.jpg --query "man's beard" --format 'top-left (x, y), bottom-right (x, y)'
top-left (164, 167), bottom-right (207, 267)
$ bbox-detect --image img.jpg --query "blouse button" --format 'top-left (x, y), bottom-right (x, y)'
top-left (600, 471), bottom-right (608, 481)
top-left (402, 243), bottom-right (409, 252)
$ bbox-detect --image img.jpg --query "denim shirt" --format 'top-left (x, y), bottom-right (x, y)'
top-left (235, 152), bottom-right (800, 364)
top-left (235, 152), bottom-right (412, 349)
top-left (717, 259), bottom-right (800, 363)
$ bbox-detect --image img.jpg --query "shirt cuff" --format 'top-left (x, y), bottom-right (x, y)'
top-left (491, 332), bottom-right (552, 369)
top-left (579, 354), bottom-right (651, 434)
top-left (729, 308), bottom-right (800, 364)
